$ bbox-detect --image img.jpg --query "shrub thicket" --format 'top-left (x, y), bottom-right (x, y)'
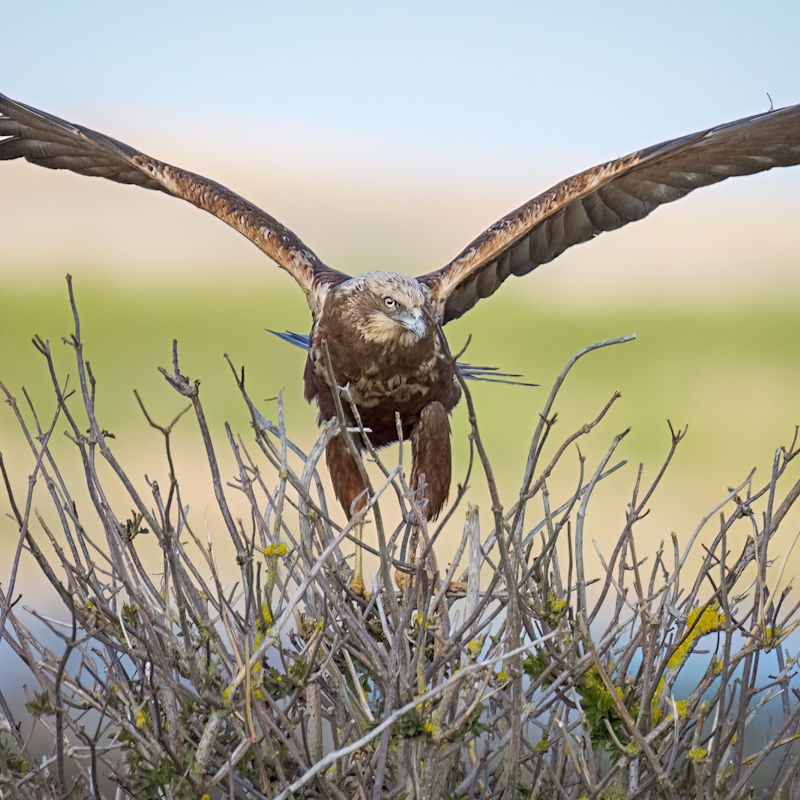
top-left (2, 278), bottom-right (800, 799)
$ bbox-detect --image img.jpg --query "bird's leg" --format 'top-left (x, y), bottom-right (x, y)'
top-left (406, 403), bottom-right (465, 595)
top-left (394, 402), bottom-right (451, 593)
top-left (326, 433), bottom-right (369, 596)
top-left (410, 401), bottom-right (452, 523)
top-left (352, 519), bottom-right (366, 597)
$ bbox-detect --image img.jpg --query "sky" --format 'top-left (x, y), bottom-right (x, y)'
top-left (3, 1), bottom-right (800, 299)
top-left (2, 1), bottom-right (800, 297)
top-left (5, 1), bottom-right (800, 155)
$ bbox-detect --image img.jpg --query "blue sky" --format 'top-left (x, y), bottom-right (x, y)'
top-left (5, 1), bottom-right (800, 161)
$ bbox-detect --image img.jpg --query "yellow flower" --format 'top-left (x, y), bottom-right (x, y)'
top-left (135, 711), bottom-right (146, 729)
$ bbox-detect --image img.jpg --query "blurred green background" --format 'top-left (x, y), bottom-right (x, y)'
top-left (3, 276), bottom-right (799, 579)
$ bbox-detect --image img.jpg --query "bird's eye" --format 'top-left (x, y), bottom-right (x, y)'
top-left (382, 296), bottom-right (396, 309)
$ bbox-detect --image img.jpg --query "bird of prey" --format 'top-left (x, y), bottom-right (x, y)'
top-left (2, 92), bottom-right (800, 570)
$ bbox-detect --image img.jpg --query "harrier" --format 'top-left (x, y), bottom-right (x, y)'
top-left (3, 92), bottom-right (800, 587)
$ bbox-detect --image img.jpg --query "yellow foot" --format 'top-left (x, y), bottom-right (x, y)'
top-left (395, 570), bottom-right (410, 592)
top-left (348, 519), bottom-right (370, 599)
top-left (394, 571), bottom-right (466, 596)
top-left (349, 573), bottom-right (370, 600)
top-left (444, 580), bottom-right (467, 597)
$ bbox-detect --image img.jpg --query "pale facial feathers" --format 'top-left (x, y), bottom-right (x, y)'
top-left (342, 271), bottom-right (431, 347)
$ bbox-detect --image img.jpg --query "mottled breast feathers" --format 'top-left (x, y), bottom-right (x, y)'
top-left (303, 271), bottom-right (459, 446)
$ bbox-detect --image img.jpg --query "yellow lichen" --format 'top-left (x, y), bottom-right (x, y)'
top-left (467, 638), bottom-right (483, 658)
top-left (668, 606), bottom-right (726, 670)
top-left (689, 747), bottom-right (707, 762)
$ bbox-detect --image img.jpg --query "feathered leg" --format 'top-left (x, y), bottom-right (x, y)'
top-left (411, 401), bottom-right (452, 521)
top-left (326, 433), bottom-right (369, 595)
top-left (397, 402), bottom-right (453, 593)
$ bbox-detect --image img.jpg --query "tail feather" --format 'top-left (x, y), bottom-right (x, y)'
top-left (266, 328), bottom-right (537, 387)
top-left (266, 328), bottom-right (310, 349)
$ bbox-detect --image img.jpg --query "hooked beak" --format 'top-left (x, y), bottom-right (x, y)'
top-left (398, 307), bottom-right (427, 339)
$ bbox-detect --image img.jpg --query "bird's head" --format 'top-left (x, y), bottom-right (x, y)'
top-left (345, 271), bottom-right (430, 348)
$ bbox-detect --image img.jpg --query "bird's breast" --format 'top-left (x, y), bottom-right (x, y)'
top-left (304, 333), bottom-right (460, 446)
top-left (347, 359), bottom-right (439, 407)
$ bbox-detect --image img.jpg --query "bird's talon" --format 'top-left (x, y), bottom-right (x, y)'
top-left (445, 580), bottom-right (467, 596)
top-left (394, 571), bottom-right (464, 596)
top-left (349, 574), bottom-right (370, 599)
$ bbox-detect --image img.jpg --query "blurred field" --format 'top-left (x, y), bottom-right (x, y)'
top-left (2, 276), bottom-right (800, 584)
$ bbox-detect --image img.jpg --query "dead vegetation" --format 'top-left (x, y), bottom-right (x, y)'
top-left (2, 277), bottom-right (800, 799)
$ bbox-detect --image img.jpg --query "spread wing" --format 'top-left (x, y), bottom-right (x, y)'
top-left (419, 103), bottom-right (800, 324)
top-left (0, 92), bottom-right (347, 304)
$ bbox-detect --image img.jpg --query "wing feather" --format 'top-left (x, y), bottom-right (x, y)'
top-left (0, 93), bottom-right (347, 303)
top-left (419, 104), bottom-right (800, 323)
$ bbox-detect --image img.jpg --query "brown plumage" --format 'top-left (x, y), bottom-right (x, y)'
top-left (3, 92), bottom-right (800, 523)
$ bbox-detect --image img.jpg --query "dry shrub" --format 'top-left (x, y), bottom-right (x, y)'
top-left (2, 278), bottom-right (800, 800)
